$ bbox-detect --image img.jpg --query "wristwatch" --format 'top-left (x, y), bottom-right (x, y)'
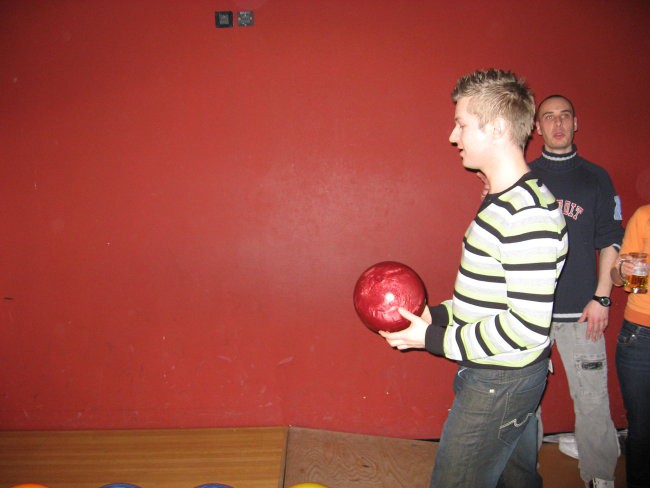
top-left (592, 295), bottom-right (612, 307)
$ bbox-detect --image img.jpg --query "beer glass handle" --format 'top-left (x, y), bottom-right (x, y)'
top-left (618, 259), bottom-right (629, 285)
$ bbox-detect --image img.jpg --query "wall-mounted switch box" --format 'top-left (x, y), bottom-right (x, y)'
top-left (238, 11), bottom-right (254, 27)
top-left (215, 11), bottom-right (233, 28)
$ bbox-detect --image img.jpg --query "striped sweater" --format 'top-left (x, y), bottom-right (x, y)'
top-left (425, 173), bottom-right (568, 369)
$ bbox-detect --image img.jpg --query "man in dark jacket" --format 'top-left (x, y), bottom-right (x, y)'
top-left (530, 94), bottom-right (624, 488)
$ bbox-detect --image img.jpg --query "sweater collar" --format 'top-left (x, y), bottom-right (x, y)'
top-left (538, 144), bottom-right (579, 170)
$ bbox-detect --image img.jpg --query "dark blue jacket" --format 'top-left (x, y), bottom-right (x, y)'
top-left (529, 145), bottom-right (624, 321)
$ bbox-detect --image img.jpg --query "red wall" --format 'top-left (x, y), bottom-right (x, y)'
top-left (1, 0), bottom-right (649, 439)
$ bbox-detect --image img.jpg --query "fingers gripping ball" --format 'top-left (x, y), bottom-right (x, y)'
top-left (353, 261), bottom-right (427, 332)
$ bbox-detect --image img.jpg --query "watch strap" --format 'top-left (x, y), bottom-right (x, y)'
top-left (592, 295), bottom-right (612, 307)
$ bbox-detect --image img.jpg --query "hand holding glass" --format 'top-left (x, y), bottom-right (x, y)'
top-left (618, 252), bottom-right (648, 294)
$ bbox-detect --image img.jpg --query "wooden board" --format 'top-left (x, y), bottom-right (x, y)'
top-left (0, 427), bottom-right (287, 488)
top-left (0, 427), bottom-right (627, 488)
top-left (283, 427), bottom-right (437, 487)
top-left (283, 427), bottom-right (627, 488)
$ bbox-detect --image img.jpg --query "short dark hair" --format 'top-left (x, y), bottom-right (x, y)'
top-left (537, 94), bottom-right (575, 119)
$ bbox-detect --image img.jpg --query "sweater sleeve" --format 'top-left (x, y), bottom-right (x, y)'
top-left (594, 167), bottom-right (624, 250)
top-left (424, 301), bottom-right (452, 356)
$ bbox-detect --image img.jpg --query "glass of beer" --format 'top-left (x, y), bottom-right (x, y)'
top-left (618, 252), bottom-right (648, 294)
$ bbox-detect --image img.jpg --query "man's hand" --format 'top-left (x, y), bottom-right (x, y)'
top-left (579, 300), bottom-right (609, 341)
top-left (379, 307), bottom-right (431, 350)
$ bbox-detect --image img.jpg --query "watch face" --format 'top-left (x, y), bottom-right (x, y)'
top-left (595, 296), bottom-right (611, 306)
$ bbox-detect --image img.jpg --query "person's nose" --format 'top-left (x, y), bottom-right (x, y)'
top-left (449, 126), bottom-right (458, 144)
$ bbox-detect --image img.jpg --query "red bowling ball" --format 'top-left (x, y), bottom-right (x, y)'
top-left (353, 261), bottom-right (427, 332)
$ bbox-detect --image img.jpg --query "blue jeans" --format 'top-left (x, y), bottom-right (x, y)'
top-left (616, 320), bottom-right (650, 488)
top-left (430, 359), bottom-right (547, 488)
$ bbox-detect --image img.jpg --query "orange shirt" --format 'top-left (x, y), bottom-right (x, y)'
top-left (618, 204), bottom-right (650, 327)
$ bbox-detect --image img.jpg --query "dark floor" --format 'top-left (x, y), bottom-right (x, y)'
top-left (539, 433), bottom-right (626, 487)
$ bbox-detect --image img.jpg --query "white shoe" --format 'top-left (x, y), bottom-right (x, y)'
top-left (586, 478), bottom-right (614, 488)
top-left (558, 434), bottom-right (579, 459)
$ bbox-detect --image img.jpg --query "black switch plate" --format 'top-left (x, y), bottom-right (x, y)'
top-left (215, 11), bottom-right (233, 28)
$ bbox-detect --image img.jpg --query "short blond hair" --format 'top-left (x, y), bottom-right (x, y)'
top-left (452, 69), bottom-right (535, 148)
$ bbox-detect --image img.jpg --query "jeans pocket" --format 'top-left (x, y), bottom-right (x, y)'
top-left (617, 327), bottom-right (637, 347)
top-left (497, 380), bottom-right (545, 446)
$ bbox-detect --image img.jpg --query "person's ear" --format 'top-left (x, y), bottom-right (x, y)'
top-left (492, 117), bottom-right (508, 140)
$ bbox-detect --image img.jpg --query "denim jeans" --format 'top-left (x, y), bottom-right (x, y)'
top-left (616, 320), bottom-right (650, 488)
top-left (550, 321), bottom-right (619, 482)
top-left (430, 359), bottom-right (547, 488)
